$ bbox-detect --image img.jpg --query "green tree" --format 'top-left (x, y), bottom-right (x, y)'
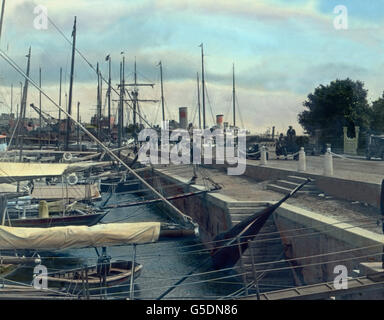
top-left (298, 79), bottom-right (371, 145)
top-left (370, 93), bottom-right (384, 134)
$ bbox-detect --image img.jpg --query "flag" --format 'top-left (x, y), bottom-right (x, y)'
top-left (105, 54), bottom-right (110, 61)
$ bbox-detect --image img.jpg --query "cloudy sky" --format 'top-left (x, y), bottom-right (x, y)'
top-left (0, 0), bottom-right (383, 134)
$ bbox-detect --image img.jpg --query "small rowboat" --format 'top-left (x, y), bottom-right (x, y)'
top-left (46, 260), bottom-right (142, 293)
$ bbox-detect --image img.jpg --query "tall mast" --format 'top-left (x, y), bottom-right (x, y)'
top-left (197, 72), bottom-right (201, 129)
top-left (133, 59), bottom-right (137, 130)
top-left (77, 101), bottom-right (80, 150)
top-left (124, 60), bottom-right (158, 144)
top-left (58, 67), bottom-right (62, 145)
top-left (18, 47), bottom-right (31, 161)
top-left (159, 61), bottom-right (165, 123)
top-left (107, 55), bottom-right (111, 132)
top-left (10, 83), bottom-right (12, 116)
top-left (122, 56), bottom-right (125, 137)
top-left (17, 82), bottom-right (22, 121)
top-left (21, 48), bottom-right (31, 121)
top-left (96, 62), bottom-right (101, 140)
top-left (39, 67), bottom-right (42, 149)
top-left (65, 16), bottom-right (76, 151)
top-left (200, 43), bottom-right (206, 129)
top-left (232, 63), bottom-right (236, 128)
top-left (0, 0), bottom-right (5, 45)
top-left (118, 61), bottom-right (122, 150)
top-left (134, 58), bottom-right (137, 85)
top-left (99, 65), bottom-right (102, 138)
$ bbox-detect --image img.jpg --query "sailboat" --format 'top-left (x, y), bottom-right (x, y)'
top-left (0, 221), bottom-right (197, 298)
top-left (4, 204), bottom-right (109, 228)
top-left (0, 221), bottom-right (197, 252)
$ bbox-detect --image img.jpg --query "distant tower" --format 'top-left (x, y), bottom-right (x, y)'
top-left (179, 107), bottom-right (188, 129)
top-left (216, 114), bottom-right (224, 128)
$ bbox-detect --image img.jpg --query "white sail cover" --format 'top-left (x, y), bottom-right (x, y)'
top-left (0, 222), bottom-right (161, 250)
top-left (0, 161), bottom-right (111, 183)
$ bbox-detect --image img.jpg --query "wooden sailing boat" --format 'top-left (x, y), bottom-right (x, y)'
top-left (0, 221), bottom-right (197, 251)
top-left (0, 221), bottom-right (197, 298)
top-left (4, 206), bottom-right (109, 228)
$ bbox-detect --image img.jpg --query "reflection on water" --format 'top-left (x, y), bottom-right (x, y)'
top-left (5, 192), bottom-right (243, 300)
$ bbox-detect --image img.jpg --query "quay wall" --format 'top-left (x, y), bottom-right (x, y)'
top-left (274, 203), bottom-right (384, 299)
top-left (136, 166), bottom-right (384, 298)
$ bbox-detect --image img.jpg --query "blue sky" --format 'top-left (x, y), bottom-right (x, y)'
top-left (0, 0), bottom-right (383, 134)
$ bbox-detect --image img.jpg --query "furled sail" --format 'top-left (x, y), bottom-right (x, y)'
top-left (0, 222), bottom-right (160, 250)
top-left (0, 161), bottom-right (111, 183)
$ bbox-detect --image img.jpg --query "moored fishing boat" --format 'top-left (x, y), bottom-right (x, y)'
top-left (5, 199), bottom-right (109, 228)
top-left (46, 260), bottom-right (142, 293)
top-left (4, 210), bottom-right (108, 228)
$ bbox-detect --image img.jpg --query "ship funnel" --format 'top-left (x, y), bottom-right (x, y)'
top-left (179, 107), bottom-right (188, 129)
top-left (216, 114), bottom-right (224, 128)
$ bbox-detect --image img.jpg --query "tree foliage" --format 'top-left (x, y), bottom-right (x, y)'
top-left (298, 79), bottom-right (371, 140)
top-left (370, 92), bottom-right (384, 134)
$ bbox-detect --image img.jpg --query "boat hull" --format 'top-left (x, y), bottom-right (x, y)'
top-left (5, 212), bottom-right (106, 228)
top-left (47, 260), bottom-right (142, 294)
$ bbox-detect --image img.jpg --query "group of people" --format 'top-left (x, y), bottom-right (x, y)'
top-left (276, 126), bottom-right (297, 157)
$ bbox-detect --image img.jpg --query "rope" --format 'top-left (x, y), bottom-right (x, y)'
top-left (239, 150), bottom-right (261, 157)
top-left (63, 235), bottom-right (384, 295)
top-left (330, 152), bottom-right (365, 162)
top-left (122, 219), bottom-right (379, 260)
top-left (79, 249), bottom-right (384, 299)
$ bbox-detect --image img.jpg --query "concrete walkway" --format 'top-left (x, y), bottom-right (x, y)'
top-left (247, 156), bottom-right (384, 185)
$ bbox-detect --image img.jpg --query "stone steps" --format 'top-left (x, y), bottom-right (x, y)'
top-left (229, 207), bottom-right (268, 215)
top-left (266, 175), bottom-right (318, 196)
top-left (287, 175), bottom-right (309, 184)
top-left (267, 184), bottom-right (294, 195)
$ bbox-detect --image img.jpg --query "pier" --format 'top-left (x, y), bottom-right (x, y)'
top-left (131, 155), bottom-right (384, 299)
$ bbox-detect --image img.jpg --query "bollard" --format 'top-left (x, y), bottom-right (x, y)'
top-left (298, 147), bottom-right (306, 172)
top-left (323, 147), bottom-right (333, 176)
top-left (260, 146), bottom-right (267, 165)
